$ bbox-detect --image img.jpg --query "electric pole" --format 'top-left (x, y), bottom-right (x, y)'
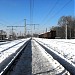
top-left (7, 19), bottom-right (27, 38)
top-left (7, 26), bottom-right (26, 38)
top-left (66, 24), bottom-right (67, 39)
top-left (24, 19), bottom-right (26, 36)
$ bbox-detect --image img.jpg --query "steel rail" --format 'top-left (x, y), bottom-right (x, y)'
top-left (0, 42), bottom-right (10, 45)
top-left (0, 39), bottom-right (31, 75)
top-left (0, 40), bottom-right (27, 54)
top-left (34, 39), bottom-right (75, 75)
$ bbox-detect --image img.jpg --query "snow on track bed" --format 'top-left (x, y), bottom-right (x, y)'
top-left (4, 39), bottom-right (69, 75)
top-left (32, 40), bottom-right (56, 75)
top-left (0, 38), bottom-right (30, 73)
top-left (0, 41), bottom-right (10, 45)
top-left (33, 38), bottom-right (75, 74)
top-left (0, 39), bottom-right (29, 52)
top-left (34, 38), bottom-right (75, 64)
top-left (32, 40), bottom-right (69, 75)
top-left (7, 40), bottom-right (32, 75)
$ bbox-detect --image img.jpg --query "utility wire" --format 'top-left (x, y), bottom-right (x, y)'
top-left (0, 19), bottom-right (11, 26)
top-left (41, 0), bottom-right (59, 24)
top-left (30, 0), bottom-right (35, 35)
top-left (0, 23), bottom-right (4, 25)
top-left (30, 0), bottom-right (33, 24)
top-left (12, 19), bottom-right (24, 26)
top-left (43, 0), bottom-right (73, 26)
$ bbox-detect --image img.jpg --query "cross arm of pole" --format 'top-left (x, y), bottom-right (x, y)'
top-left (26, 24), bottom-right (39, 25)
top-left (7, 26), bottom-right (25, 27)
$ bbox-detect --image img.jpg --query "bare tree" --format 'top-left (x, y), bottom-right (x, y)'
top-left (58, 16), bottom-right (75, 39)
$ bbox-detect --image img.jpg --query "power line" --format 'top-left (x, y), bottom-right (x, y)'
top-left (12, 19), bottom-right (24, 26)
top-left (0, 21), bottom-right (11, 26)
top-left (43, 0), bottom-right (73, 26)
top-left (0, 23), bottom-right (4, 25)
top-left (41, 0), bottom-right (59, 24)
top-left (30, 0), bottom-right (35, 35)
top-left (30, 0), bottom-right (32, 35)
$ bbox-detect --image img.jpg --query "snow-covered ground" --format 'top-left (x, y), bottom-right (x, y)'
top-left (34, 38), bottom-right (75, 64)
top-left (0, 38), bottom-right (30, 72)
top-left (6, 39), bottom-right (69, 75)
top-left (32, 40), bottom-right (69, 75)
top-left (0, 38), bottom-right (74, 74)
top-left (0, 41), bottom-right (10, 45)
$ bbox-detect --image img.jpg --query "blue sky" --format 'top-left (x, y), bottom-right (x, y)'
top-left (0, 0), bottom-right (74, 35)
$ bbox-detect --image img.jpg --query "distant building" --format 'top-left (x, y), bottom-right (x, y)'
top-left (0, 30), bottom-right (7, 40)
top-left (33, 34), bottom-right (39, 37)
top-left (39, 30), bottom-right (56, 39)
top-left (9, 32), bottom-right (16, 40)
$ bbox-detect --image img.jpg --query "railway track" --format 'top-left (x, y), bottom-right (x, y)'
top-left (0, 39), bottom-right (31, 75)
top-left (0, 41), bottom-right (11, 45)
top-left (55, 40), bottom-right (75, 44)
top-left (0, 38), bottom-right (30, 73)
top-left (0, 38), bottom-right (74, 75)
top-left (34, 39), bottom-right (75, 75)
top-left (34, 38), bottom-right (75, 64)
top-left (0, 39), bottom-right (28, 53)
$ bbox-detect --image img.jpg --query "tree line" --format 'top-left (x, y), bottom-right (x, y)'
top-left (52, 16), bottom-right (75, 39)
